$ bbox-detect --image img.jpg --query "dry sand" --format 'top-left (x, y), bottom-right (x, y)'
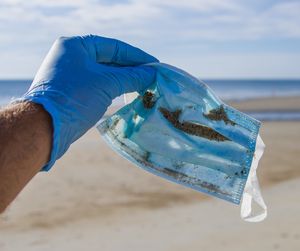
top-left (0, 97), bottom-right (300, 251)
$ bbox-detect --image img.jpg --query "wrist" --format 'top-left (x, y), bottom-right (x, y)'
top-left (0, 101), bottom-right (53, 169)
top-left (20, 94), bottom-right (62, 171)
top-left (21, 87), bottom-right (109, 171)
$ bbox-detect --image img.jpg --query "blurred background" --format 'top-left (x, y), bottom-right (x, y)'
top-left (0, 1), bottom-right (299, 250)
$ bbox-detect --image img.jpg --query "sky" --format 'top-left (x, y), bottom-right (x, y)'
top-left (0, 0), bottom-right (299, 79)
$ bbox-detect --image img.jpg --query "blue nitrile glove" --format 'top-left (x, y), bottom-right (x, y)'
top-left (21, 35), bottom-right (158, 171)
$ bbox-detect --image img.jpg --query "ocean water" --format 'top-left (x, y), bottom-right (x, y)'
top-left (0, 80), bottom-right (31, 105)
top-left (1, 79), bottom-right (300, 121)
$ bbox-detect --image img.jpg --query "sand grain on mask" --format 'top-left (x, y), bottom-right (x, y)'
top-left (159, 107), bottom-right (230, 142)
top-left (204, 105), bottom-right (236, 126)
top-left (143, 91), bottom-right (156, 109)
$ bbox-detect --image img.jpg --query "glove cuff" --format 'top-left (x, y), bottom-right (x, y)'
top-left (18, 94), bottom-right (62, 171)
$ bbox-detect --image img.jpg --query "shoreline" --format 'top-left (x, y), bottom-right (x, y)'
top-left (227, 96), bottom-right (300, 112)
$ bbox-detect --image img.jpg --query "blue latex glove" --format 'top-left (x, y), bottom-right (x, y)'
top-left (21, 35), bottom-right (158, 171)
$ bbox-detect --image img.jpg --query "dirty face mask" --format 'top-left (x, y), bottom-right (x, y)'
top-left (97, 63), bottom-right (267, 222)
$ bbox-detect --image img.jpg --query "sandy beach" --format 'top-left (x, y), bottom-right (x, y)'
top-left (0, 96), bottom-right (299, 251)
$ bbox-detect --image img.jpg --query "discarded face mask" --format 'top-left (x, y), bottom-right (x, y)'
top-left (97, 63), bottom-right (267, 222)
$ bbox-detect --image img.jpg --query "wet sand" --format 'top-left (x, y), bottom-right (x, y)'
top-left (0, 97), bottom-right (300, 251)
top-left (228, 96), bottom-right (300, 111)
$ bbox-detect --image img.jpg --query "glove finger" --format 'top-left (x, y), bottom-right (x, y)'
top-left (101, 65), bottom-right (157, 98)
top-left (81, 35), bottom-right (158, 66)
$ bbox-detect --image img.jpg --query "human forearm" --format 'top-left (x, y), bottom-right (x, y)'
top-left (0, 102), bottom-right (52, 213)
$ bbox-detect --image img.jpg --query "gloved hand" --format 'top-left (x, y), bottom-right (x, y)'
top-left (21, 35), bottom-right (158, 171)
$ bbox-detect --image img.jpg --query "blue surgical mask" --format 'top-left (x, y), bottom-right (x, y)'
top-left (97, 63), bottom-right (267, 222)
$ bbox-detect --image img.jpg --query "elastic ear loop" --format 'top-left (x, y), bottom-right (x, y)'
top-left (123, 94), bottom-right (128, 105)
top-left (241, 134), bottom-right (267, 222)
top-left (124, 93), bottom-right (138, 105)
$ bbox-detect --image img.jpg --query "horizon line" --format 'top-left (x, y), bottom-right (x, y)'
top-left (1, 77), bottom-right (300, 81)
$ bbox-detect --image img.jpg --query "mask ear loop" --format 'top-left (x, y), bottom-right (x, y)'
top-left (123, 94), bottom-right (128, 105)
top-left (123, 93), bottom-right (139, 105)
top-left (241, 134), bottom-right (267, 222)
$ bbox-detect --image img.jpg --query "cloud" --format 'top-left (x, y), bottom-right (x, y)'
top-left (0, 0), bottom-right (299, 78)
top-left (2, 0), bottom-right (300, 41)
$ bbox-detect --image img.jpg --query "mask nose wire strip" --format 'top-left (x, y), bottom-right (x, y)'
top-left (241, 134), bottom-right (267, 222)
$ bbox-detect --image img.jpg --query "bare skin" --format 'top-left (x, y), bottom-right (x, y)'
top-left (0, 102), bottom-right (52, 213)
